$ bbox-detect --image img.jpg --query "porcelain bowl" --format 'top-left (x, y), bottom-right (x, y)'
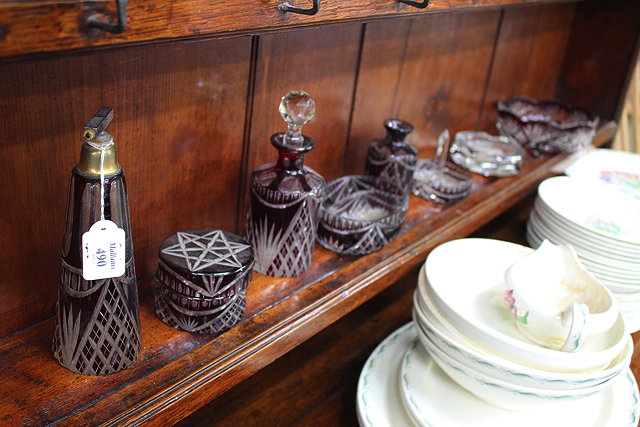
top-left (417, 322), bottom-right (625, 412)
top-left (423, 238), bottom-right (629, 373)
top-left (413, 281), bottom-right (632, 390)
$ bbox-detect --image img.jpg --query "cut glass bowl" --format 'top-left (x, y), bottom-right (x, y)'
top-left (497, 96), bottom-right (598, 156)
top-left (317, 175), bottom-right (408, 255)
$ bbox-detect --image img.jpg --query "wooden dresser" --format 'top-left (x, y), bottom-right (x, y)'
top-left (0, 0), bottom-right (639, 424)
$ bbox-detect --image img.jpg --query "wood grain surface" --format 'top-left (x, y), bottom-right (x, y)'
top-left (242, 23), bottom-right (362, 222)
top-left (179, 266), bottom-right (418, 427)
top-left (343, 17), bottom-right (413, 175)
top-left (0, 0), bottom-right (579, 59)
top-left (556, 0), bottom-right (640, 120)
top-left (478, 2), bottom-right (576, 130)
top-left (346, 9), bottom-right (501, 174)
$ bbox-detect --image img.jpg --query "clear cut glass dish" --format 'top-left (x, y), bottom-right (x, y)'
top-left (450, 131), bottom-right (525, 177)
top-left (497, 96), bottom-right (599, 156)
top-left (316, 175), bottom-right (408, 256)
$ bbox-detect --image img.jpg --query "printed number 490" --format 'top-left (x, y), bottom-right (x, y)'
top-left (96, 248), bottom-right (107, 267)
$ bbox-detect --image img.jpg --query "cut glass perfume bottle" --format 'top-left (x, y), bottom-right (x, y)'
top-left (412, 130), bottom-right (472, 203)
top-left (365, 119), bottom-right (418, 195)
top-left (53, 108), bottom-right (141, 375)
top-left (246, 91), bottom-right (324, 277)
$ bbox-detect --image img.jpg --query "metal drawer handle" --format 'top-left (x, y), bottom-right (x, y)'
top-left (279, 0), bottom-right (320, 15)
top-left (399, 0), bottom-right (429, 8)
top-left (87, 0), bottom-right (128, 33)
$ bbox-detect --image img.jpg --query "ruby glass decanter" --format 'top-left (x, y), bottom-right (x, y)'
top-left (365, 119), bottom-right (418, 195)
top-left (246, 91), bottom-right (325, 277)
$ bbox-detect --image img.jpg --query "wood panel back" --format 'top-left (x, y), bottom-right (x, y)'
top-left (345, 9), bottom-right (501, 174)
top-left (0, 37), bottom-right (252, 336)
top-left (478, 3), bottom-right (576, 130)
top-left (556, 0), bottom-right (640, 120)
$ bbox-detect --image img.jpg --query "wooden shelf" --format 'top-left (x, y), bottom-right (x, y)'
top-left (0, 123), bottom-right (616, 425)
top-left (0, 0), bottom-right (581, 59)
top-left (1, 0), bottom-right (637, 424)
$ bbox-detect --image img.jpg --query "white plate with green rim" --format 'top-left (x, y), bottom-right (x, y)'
top-left (399, 333), bottom-right (640, 427)
top-left (528, 213), bottom-right (640, 278)
top-left (532, 198), bottom-right (640, 259)
top-left (356, 323), bottom-right (416, 427)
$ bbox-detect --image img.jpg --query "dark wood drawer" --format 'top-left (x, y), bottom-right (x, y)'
top-left (0, 0), bottom-right (578, 58)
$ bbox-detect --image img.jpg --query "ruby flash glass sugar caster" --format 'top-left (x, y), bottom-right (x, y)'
top-left (53, 108), bottom-right (141, 375)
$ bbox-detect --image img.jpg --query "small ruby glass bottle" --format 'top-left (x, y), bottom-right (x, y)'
top-left (365, 119), bottom-right (418, 195)
top-left (246, 91), bottom-right (324, 277)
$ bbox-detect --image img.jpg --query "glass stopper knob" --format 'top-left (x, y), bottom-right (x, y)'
top-left (279, 90), bottom-right (315, 145)
top-left (434, 129), bottom-right (451, 168)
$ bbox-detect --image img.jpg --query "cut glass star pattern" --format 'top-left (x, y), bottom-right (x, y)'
top-left (161, 230), bottom-right (252, 272)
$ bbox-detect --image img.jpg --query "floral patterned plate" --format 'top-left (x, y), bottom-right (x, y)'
top-left (565, 148), bottom-right (640, 201)
top-left (538, 176), bottom-right (640, 246)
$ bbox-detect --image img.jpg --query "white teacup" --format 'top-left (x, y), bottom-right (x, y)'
top-left (504, 240), bottom-right (618, 352)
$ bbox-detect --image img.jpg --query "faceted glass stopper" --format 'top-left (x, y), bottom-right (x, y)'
top-left (279, 90), bottom-right (315, 145)
top-left (434, 129), bottom-right (451, 168)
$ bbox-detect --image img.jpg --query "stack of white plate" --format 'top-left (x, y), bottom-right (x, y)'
top-left (356, 238), bottom-right (639, 427)
top-left (527, 175), bottom-right (640, 332)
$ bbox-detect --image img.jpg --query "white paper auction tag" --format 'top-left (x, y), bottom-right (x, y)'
top-left (82, 219), bottom-right (126, 280)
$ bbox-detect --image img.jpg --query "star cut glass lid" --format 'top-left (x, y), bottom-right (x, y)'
top-left (159, 229), bottom-right (254, 276)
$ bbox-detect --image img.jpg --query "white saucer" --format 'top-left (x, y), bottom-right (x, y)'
top-left (397, 325), bottom-right (640, 427)
top-left (527, 213), bottom-right (640, 295)
top-left (356, 323), bottom-right (416, 427)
